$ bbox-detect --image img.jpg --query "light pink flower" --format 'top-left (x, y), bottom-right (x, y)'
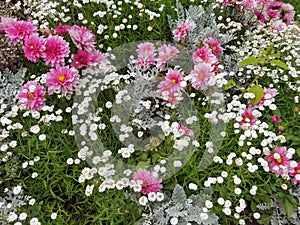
top-left (282, 3), bottom-right (295, 25)
top-left (248, 88), bottom-right (278, 108)
top-left (178, 125), bottom-right (193, 138)
top-left (173, 20), bottom-right (194, 42)
top-left (5, 20), bottom-right (37, 44)
top-left (46, 66), bottom-right (79, 95)
top-left (137, 42), bottom-right (156, 71)
top-left (54, 23), bottom-right (70, 35)
top-left (189, 63), bottom-right (214, 90)
top-left (90, 50), bottom-right (107, 65)
top-left (290, 162), bottom-right (300, 184)
top-left (133, 168), bottom-right (163, 195)
top-left (258, 0), bottom-right (272, 3)
top-left (18, 81), bottom-right (45, 111)
top-left (156, 44), bottom-right (179, 70)
top-left (193, 46), bottom-right (217, 64)
top-left (165, 69), bottom-right (184, 91)
top-left (242, 0), bottom-right (256, 9)
top-left (42, 35), bottom-right (70, 67)
top-left (0, 17), bottom-right (15, 33)
top-left (68, 25), bottom-right (95, 52)
top-left (23, 35), bottom-right (46, 63)
top-left (265, 146), bottom-right (291, 176)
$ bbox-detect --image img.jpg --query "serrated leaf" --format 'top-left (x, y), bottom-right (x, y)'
top-left (172, 184), bottom-right (187, 204)
top-left (283, 195), bottom-right (297, 217)
top-left (248, 85), bottom-right (264, 105)
top-left (271, 59), bottom-right (289, 70)
top-left (222, 79), bottom-right (236, 90)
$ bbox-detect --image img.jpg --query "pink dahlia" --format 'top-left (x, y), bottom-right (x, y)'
top-left (23, 35), bottom-right (46, 63)
top-left (193, 46), bottom-right (217, 64)
top-left (282, 3), bottom-right (295, 25)
top-left (71, 50), bottom-right (94, 69)
top-left (189, 63), bottom-right (214, 90)
top-left (5, 20), bottom-right (37, 44)
top-left (290, 162), bottom-right (300, 184)
top-left (90, 50), bottom-right (107, 65)
top-left (18, 81), bottom-right (45, 111)
top-left (137, 42), bottom-right (156, 71)
top-left (68, 25), bottom-right (95, 52)
top-left (133, 168), bottom-right (163, 195)
top-left (46, 66), bottom-right (79, 95)
top-left (156, 44), bottom-right (179, 70)
top-left (267, 2), bottom-right (284, 19)
top-left (254, 10), bottom-right (267, 23)
top-left (54, 23), bottom-right (70, 35)
top-left (241, 108), bottom-right (257, 126)
top-left (265, 146), bottom-right (291, 176)
top-left (205, 38), bottom-right (223, 57)
top-left (173, 20), bottom-right (194, 42)
top-left (165, 69), bottom-right (184, 91)
top-left (0, 17), bottom-right (15, 33)
top-left (42, 35), bottom-right (70, 67)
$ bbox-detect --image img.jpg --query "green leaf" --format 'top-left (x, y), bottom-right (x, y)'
top-left (265, 44), bottom-right (274, 55)
top-left (238, 56), bottom-right (263, 67)
top-left (271, 60), bottom-right (289, 70)
top-left (257, 215), bottom-right (272, 225)
top-left (137, 161), bottom-right (150, 168)
top-left (222, 79), bottom-right (236, 90)
top-left (283, 195), bottom-right (297, 217)
top-left (248, 85), bottom-right (264, 105)
top-left (296, 148), bottom-right (300, 157)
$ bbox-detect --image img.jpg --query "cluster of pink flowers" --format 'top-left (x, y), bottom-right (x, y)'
top-left (137, 42), bottom-right (180, 72)
top-left (0, 17), bottom-right (107, 111)
top-left (133, 168), bottom-right (163, 195)
top-left (265, 146), bottom-right (300, 184)
top-left (188, 38), bottom-right (223, 90)
top-left (172, 20), bottom-right (194, 42)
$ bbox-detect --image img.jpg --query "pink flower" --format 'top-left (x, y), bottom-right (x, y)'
top-left (258, 0), bottom-right (272, 3)
top-left (5, 20), bottom-right (37, 44)
top-left (282, 3), bottom-right (295, 25)
top-left (241, 108), bottom-right (257, 126)
top-left (137, 42), bottom-right (156, 71)
top-left (18, 81), bottom-right (45, 111)
top-left (173, 20), bottom-right (194, 42)
top-left (254, 10), bottom-right (266, 23)
top-left (42, 36), bottom-right (70, 67)
top-left (0, 17), bottom-right (15, 33)
top-left (23, 35), bottom-right (46, 63)
top-left (265, 146), bottom-right (291, 176)
top-left (133, 168), bottom-right (163, 195)
top-left (156, 44), bottom-right (179, 70)
top-left (68, 25), bottom-right (95, 52)
top-left (267, 2), bottom-right (284, 19)
top-left (165, 69), bottom-right (184, 91)
top-left (271, 115), bottom-right (282, 123)
top-left (242, 0), bottom-right (256, 9)
top-left (178, 125), bottom-right (193, 138)
top-left (90, 50), bottom-right (107, 65)
top-left (189, 63), bottom-right (214, 90)
top-left (71, 50), bottom-right (94, 69)
top-left (54, 23), bottom-right (70, 35)
top-left (290, 162), bottom-right (300, 184)
top-left (46, 66), bottom-right (79, 95)
top-left (205, 38), bottom-right (223, 57)
top-left (193, 46), bottom-right (217, 64)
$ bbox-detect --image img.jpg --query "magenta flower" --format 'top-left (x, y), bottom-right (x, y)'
top-left (18, 81), bottom-right (45, 111)
top-left (165, 69), bottom-right (184, 91)
top-left (133, 168), bottom-right (163, 195)
top-left (254, 10), bottom-right (267, 23)
top-left (193, 46), bottom-right (217, 64)
top-left (137, 42), bottom-right (156, 71)
top-left (71, 50), bottom-right (94, 69)
top-left (46, 66), bottom-right (79, 95)
top-left (23, 35), bottom-right (46, 63)
top-left (282, 3), bottom-right (295, 25)
top-left (42, 36), bottom-right (70, 67)
top-left (54, 23), bottom-right (70, 35)
top-left (5, 20), bottom-right (37, 44)
top-left (242, 0), bottom-right (255, 9)
top-left (241, 108), bottom-right (257, 126)
top-left (68, 25), bottom-right (95, 52)
top-left (156, 44), bottom-right (179, 70)
top-left (189, 63), bottom-right (214, 90)
top-left (205, 38), bottom-right (223, 57)
top-left (271, 115), bottom-right (282, 123)
top-left (178, 125), bottom-right (193, 138)
top-left (173, 20), bottom-right (194, 42)
top-left (0, 17), bottom-right (15, 33)
top-left (290, 162), bottom-right (300, 184)
top-left (267, 2), bottom-right (284, 19)
top-left (265, 146), bottom-right (291, 176)
top-left (90, 50), bottom-right (107, 65)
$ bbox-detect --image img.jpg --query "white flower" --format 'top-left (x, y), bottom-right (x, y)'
top-left (29, 198), bottom-right (36, 205)
top-left (13, 185), bottom-right (22, 195)
top-left (222, 207), bottom-right (231, 215)
top-left (38, 134), bottom-right (46, 141)
top-left (205, 200), bottom-right (213, 209)
top-left (30, 125), bottom-right (40, 134)
top-left (170, 217), bottom-right (178, 225)
top-left (66, 158), bottom-right (74, 165)
top-left (32, 172), bottom-right (38, 178)
top-left (138, 196), bottom-right (148, 206)
top-left (217, 198), bottom-right (225, 205)
top-left (51, 212), bottom-right (57, 220)
top-left (19, 212), bottom-right (27, 220)
top-left (156, 192), bottom-right (164, 201)
top-left (253, 212), bottom-right (260, 219)
top-left (147, 192), bottom-right (157, 202)
top-left (188, 183), bottom-right (198, 190)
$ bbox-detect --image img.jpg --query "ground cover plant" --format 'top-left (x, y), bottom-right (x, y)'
top-left (1, 0), bottom-right (300, 224)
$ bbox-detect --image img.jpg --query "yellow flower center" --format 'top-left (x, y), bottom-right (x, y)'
top-left (211, 46), bottom-right (216, 51)
top-left (198, 73), bottom-right (205, 79)
top-left (30, 45), bottom-right (34, 49)
top-left (58, 74), bottom-right (65, 82)
top-left (28, 93), bottom-right (34, 100)
top-left (276, 158), bottom-right (282, 163)
top-left (171, 79), bottom-right (177, 84)
top-left (296, 169), bottom-right (300, 174)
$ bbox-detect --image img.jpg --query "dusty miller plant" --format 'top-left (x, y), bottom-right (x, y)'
top-left (138, 184), bottom-right (219, 225)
